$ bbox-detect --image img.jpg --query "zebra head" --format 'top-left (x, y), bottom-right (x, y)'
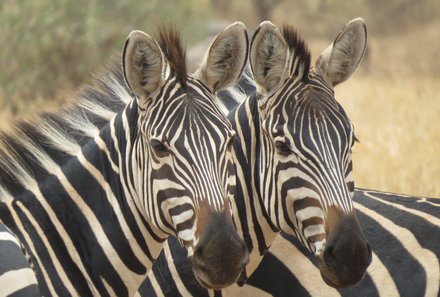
top-left (122, 23), bottom-right (249, 289)
top-left (249, 19), bottom-right (371, 288)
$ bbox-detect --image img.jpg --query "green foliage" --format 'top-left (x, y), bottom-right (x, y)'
top-left (0, 0), bottom-right (210, 106)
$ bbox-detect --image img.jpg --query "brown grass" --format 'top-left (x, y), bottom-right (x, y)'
top-left (307, 21), bottom-right (440, 198)
top-left (338, 75), bottom-right (440, 197)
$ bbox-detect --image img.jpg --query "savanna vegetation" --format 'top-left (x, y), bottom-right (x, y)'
top-left (1, 0), bottom-right (439, 197)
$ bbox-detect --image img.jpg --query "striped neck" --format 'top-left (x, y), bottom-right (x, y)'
top-left (229, 93), bottom-right (279, 276)
top-left (0, 99), bottom-right (166, 296)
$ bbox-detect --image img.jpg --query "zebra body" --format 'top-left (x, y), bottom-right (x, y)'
top-left (0, 223), bottom-right (39, 296)
top-left (143, 189), bottom-right (440, 297)
top-left (244, 189), bottom-right (440, 297)
top-left (0, 23), bottom-right (249, 296)
top-left (139, 18), bottom-right (372, 296)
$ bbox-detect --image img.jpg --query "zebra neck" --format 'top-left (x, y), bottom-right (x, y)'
top-left (231, 94), bottom-right (279, 275)
top-left (0, 103), bottom-right (164, 296)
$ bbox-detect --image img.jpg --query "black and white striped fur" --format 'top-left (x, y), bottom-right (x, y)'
top-left (0, 23), bottom-right (250, 296)
top-left (139, 18), bottom-right (373, 296)
top-left (142, 189), bottom-right (440, 297)
top-left (242, 189), bottom-right (440, 297)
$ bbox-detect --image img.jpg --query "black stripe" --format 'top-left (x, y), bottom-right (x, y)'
top-left (8, 285), bottom-right (41, 297)
top-left (339, 273), bottom-right (379, 297)
top-left (12, 198), bottom-right (71, 296)
top-left (362, 190), bottom-right (440, 218)
top-left (247, 249), bottom-right (311, 297)
top-left (65, 152), bottom-right (146, 276)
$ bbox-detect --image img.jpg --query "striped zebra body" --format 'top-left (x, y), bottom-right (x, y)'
top-left (0, 223), bottom-right (39, 296)
top-left (144, 189), bottom-right (440, 297)
top-left (139, 18), bottom-right (373, 296)
top-left (244, 189), bottom-right (440, 297)
top-left (0, 23), bottom-right (249, 296)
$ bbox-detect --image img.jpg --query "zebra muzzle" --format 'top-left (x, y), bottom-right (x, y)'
top-left (191, 210), bottom-right (249, 289)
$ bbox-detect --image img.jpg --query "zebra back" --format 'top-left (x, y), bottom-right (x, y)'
top-left (245, 189), bottom-right (440, 297)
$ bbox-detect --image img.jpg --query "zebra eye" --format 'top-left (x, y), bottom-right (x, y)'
top-left (150, 139), bottom-right (169, 157)
top-left (275, 141), bottom-right (292, 157)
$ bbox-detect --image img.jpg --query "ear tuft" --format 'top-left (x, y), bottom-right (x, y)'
top-left (122, 30), bottom-right (164, 101)
top-left (315, 18), bottom-right (367, 87)
top-left (195, 22), bottom-right (248, 92)
top-left (250, 21), bottom-right (288, 95)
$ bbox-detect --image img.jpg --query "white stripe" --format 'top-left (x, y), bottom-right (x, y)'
top-left (94, 136), bottom-right (120, 173)
top-left (16, 201), bottom-right (79, 294)
top-left (0, 268), bottom-right (38, 296)
top-left (171, 209), bottom-right (194, 225)
top-left (49, 162), bottom-right (146, 289)
top-left (365, 192), bottom-right (440, 226)
top-left (0, 231), bottom-right (20, 246)
top-left (366, 253), bottom-right (400, 297)
top-left (148, 270), bottom-right (166, 297)
top-left (10, 200), bottom-right (66, 296)
top-left (163, 242), bottom-right (193, 296)
top-left (417, 198), bottom-right (440, 208)
top-left (76, 151), bottom-right (152, 268)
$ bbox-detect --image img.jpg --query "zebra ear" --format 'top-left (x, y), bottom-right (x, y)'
top-left (195, 22), bottom-right (248, 92)
top-left (123, 30), bottom-right (164, 102)
top-left (315, 18), bottom-right (367, 87)
top-left (250, 21), bottom-right (289, 95)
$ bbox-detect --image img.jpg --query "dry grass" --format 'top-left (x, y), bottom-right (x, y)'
top-left (308, 22), bottom-right (440, 198)
top-left (338, 75), bottom-right (440, 197)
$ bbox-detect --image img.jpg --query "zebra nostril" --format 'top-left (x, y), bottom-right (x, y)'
top-left (195, 246), bottom-right (204, 259)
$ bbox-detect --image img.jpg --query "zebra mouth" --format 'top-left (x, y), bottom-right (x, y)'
top-left (317, 254), bottom-right (368, 288)
top-left (319, 266), bottom-right (365, 288)
top-left (320, 269), bottom-right (344, 288)
top-left (192, 267), bottom-right (238, 289)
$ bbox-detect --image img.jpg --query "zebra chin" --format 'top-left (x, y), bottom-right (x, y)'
top-left (192, 266), bottom-right (247, 290)
top-left (188, 209), bottom-right (249, 289)
top-left (315, 206), bottom-right (372, 288)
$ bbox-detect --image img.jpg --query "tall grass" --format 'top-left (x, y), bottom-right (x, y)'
top-left (326, 25), bottom-right (440, 197)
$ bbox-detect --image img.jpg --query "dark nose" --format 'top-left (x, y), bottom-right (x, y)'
top-left (322, 212), bottom-right (372, 287)
top-left (324, 239), bottom-right (372, 276)
top-left (192, 212), bottom-right (249, 288)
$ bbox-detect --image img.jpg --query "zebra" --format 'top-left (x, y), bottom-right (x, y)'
top-left (138, 18), bottom-right (372, 296)
top-left (0, 22), bottom-right (250, 296)
top-left (240, 188), bottom-right (440, 297)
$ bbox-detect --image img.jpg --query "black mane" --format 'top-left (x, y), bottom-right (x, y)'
top-left (156, 24), bottom-right (188, 90)
top-left (282, 24), bottom-right (311, 81)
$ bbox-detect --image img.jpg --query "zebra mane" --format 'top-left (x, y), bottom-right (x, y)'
top-left (282, 24), bottom-right (311, 82)
top-left (0, 56), bottom-right (133, 200)
top-left (156, 24), bottom-right (188, 90)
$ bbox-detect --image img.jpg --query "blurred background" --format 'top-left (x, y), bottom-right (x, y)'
top-left (0, 0), bottom-right (439, 197)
